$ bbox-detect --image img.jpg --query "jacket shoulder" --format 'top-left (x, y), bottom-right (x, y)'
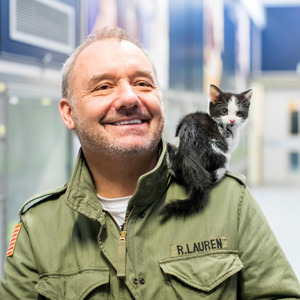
top-left (224, 172), bottom-right (247, 186)
top-left (20, 184), bottom-right (67, 215)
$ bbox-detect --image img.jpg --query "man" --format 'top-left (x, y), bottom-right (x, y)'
top-left (1, 26), bottom-right (300, 299)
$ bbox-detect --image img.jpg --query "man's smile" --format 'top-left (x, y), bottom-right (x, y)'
top-left (111, 119), bottom-right (144, 126)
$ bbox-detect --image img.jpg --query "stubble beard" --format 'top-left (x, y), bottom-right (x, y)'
top-left (72, 111), bottom-right (164, 157)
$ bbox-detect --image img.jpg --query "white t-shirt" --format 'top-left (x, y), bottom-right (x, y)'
top-left (97, 194), bottom-right (131, 229)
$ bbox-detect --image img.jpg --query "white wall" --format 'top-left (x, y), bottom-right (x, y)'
top-left (249, 75), bottom-right (300, 186)
top-left (264, 89), bottom-right (300, 185)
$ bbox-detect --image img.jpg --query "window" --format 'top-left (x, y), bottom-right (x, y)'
top-left (289, 101), bottom-right (300, 135)
top-left (289, 152), bottom-right (299, 172)
top-left (290, 111), bottom-right (299, 134)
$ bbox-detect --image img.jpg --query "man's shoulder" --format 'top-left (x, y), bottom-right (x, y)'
top-left (224, 172), bottom-right (247, 186)
top-left (210, 172), bottom-right (247, 201)
top-left (208, 172), bottom-right (248, 211)
top-left (20, 183), bottom-right (68, 215)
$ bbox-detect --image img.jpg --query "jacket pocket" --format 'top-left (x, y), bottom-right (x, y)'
top-left (35, 268), bottom-right (110, 300)
top-left (159, 251), bottom-right (243, 298)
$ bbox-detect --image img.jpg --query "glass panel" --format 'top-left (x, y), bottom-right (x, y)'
top-left (6, 95), bottom-right (71, 243)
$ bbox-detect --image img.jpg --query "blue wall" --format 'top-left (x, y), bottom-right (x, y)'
top-left (169, 0), bottom-right (243, 92)
top-left (262, 7), bottom-right (300, 71)
top-left (169, 0), bottom-right (204, 92)
top-left (222, 2), bottom-right (238, 88)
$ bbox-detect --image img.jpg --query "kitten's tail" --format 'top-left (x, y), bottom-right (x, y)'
top-left (159, 188), bottom-right (211, 217)
top-left (160, 151), bottom-right (215, 217)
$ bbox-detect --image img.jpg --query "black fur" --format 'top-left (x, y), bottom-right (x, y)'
top-left (160, 85), bottom-right (252, 218)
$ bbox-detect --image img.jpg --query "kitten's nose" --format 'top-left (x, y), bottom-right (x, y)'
top-left (230, 119), bottom-right (235, 124)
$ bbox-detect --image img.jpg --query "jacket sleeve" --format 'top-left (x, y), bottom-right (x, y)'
top-left (0, 221), bottom-right (39, 299)
top-left (237, 187), bottom-right (300, 298)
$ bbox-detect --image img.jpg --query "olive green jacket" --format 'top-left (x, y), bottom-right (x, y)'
top-left (1, 140), bottom-right (300, 299)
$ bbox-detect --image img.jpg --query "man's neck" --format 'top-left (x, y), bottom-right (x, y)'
top-left (82, 148), bottom-right (159, 198)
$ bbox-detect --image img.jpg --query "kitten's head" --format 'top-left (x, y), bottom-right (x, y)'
top-left (208, 84), bottom-right (252, 129)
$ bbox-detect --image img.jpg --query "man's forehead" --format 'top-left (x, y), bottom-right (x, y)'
top-left (79, 38), bottom-right (146, 62)
top-left (74, 38), bottom-right (157, 82)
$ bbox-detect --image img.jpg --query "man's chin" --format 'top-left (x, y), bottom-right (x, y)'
top-left (105, 135), bottom-right (160, 154)
top-left (76, 125), bottom-right (163, 155)
top-left (109, 142), bottom-right (154, 154)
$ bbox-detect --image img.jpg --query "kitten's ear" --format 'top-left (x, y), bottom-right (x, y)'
top-left (242, 89), bottom-right (253, 103)
top-left (209, 84), bottom-right (222, 104)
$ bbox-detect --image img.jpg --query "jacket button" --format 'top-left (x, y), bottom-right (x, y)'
top-left (145, 181), bottom-right (151, 189)
top-left (132, 278), bottom-right (139, 285)
top-left (139, 277), bottom-right (145, 284)
top-left (138, 211), bottom-right (145, 218)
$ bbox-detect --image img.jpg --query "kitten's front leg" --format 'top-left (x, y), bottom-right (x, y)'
top-left (169, 136), bottom-right (180, 148)
top-left (167, 141), bottom-right (179, 178)
top-left (215, 153), bottom-right (231, 182)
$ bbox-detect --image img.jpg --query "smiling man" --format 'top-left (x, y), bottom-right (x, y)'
top-left (59, 33), bottom-right (164, 198)
top-left (1, 27), bottom-right (300, 299)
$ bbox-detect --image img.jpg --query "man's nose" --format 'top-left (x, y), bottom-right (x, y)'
top-left (114, 82), bottom-right (141, 110)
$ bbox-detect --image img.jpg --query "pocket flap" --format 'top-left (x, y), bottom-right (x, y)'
top-left (159, 251), bottom-right (243, 292)
top-left (36, 268), bottom-right (109, 300)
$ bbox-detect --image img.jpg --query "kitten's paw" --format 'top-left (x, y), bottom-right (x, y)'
top-left (169, 136), bottom-right (180, 148)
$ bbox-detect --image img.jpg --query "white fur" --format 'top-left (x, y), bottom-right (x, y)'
top-left (216, 167), bottom-right (227, 181)
top-left (167, 136), bottom-right (180, 177)
top-left (210, 139), bottom-right (227, 156)
top-left (217, 96), bottom-right (247, 151)
top-left (226, 132), bottom-right (239, 151)
top-left (210, 139), bottom-right (231, 180)
top-left (170, 136), bottom-right (180, 148)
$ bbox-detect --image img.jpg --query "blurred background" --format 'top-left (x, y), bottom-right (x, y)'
top-left (0, 0), bottom-right (299, 279)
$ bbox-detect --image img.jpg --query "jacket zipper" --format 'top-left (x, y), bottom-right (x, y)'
top-left (117, 206), bottom-right (134, 277)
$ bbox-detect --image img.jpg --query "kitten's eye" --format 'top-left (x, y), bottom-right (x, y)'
top-left (222, 108), bottom-right (228, 114)
top-left (236, 111), bottom-right (243, 117)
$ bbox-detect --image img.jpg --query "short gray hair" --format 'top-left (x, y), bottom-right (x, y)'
top-left (61, 26), bottom-right (158, 103)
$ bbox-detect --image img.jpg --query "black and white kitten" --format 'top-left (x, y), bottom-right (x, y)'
top-left (160, 84), bottom-right (253, 217)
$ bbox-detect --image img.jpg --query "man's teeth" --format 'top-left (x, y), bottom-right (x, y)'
top-left (114, 119), bottom-right (142, 125)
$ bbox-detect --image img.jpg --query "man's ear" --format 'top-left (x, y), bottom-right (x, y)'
top-left (59, 98), bottom-right (75, 130)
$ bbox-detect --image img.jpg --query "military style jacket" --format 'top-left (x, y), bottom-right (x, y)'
top-left (1, 140), bottom-right (300, 299)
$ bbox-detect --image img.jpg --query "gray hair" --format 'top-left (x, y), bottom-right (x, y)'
top-left (61, 26), bottom-right (158, 104)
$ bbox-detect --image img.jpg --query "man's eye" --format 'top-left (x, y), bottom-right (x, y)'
top-left (99, 84), bottom-right (110, 90)
top-left (94, 84), bottom-right (111, 91)
top-left (137, 82), bottom-right (149, 86)
top-left (135, 81), bottom-right (152, 88)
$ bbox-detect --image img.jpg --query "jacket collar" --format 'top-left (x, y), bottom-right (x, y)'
top-left (65, 137), bottom-right (169, 220)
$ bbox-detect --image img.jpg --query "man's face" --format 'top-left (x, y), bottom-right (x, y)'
top-left (68, 39), bottom-right (164, 155)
